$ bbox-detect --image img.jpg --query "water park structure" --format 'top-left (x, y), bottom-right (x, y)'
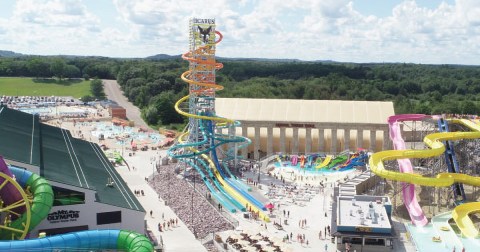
top-left (215, 98), bottom-right (395, 159)
top-left (0, 106), bottom-right (153, 251)
top-left (369, 114), bottom-right (480, 251)
top-left (274, 151), bottom-right (368, 173)
top-left (167, 18), bottom-right (269, 221)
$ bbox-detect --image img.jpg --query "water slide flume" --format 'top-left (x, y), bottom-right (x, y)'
top-left (388, 114), bottom-right (428, 226)
top-left (452, 202), bottom-right (480, 238)
top-left (173, 131), bottom-right (245, 213)
top-left (369, 118), bottom-right (480, 237)
top-left (170, 25), bottom-right (269, 222)
top-left (316, 155), bottom-right (331, 168)
top-left (0, 229), bottom-right (153, 251)
top-left (0, 159), bottom-right (153, 251)
top-left (370, 119), bottom-right (480, 186)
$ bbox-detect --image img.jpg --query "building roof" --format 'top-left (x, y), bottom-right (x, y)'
top-left (0, 106), bottom-right (40, 166)
top-left (215, 98), bottom-right (394, 124)
top-left (0, 105), bottom-right (143, 212)
top-left (338, 196), bottom-right (391, 228)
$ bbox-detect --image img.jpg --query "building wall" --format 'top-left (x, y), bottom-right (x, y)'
top-left (31, 181), bottom-right (145, 237)
top-left (219, 121), bottom-right (390, 159)
top-left (109, 107), bottom-right (127, 120)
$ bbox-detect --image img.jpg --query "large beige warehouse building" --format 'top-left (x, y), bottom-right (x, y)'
top-left (215, 98), bottom-right (395, 160)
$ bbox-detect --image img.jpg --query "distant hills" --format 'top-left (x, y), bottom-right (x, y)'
top-left (0, 50), bottom-right (24, 57)
top-left (0, 50), bottom-right (332, 63)
top-left (146, 54), bottom-right (308, 62)
top-left (146, 54), bottom-right (181, 60)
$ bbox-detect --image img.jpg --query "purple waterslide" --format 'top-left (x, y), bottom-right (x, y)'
top-left (0, 156), bottom-right (26, 218)
top-left (388, 114), bottom-right (429, 226)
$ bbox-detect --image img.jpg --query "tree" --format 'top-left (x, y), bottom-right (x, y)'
top-left (461, 100), bottom-right (478, 114)
top-left (64, 65), bottom-right (81, 79)
top-left (27, 58), bottom-right (48, 78)
top-left (90, 79), bottom-right (105, 98)
top-left (50, 58), bottom-right (67, 80)
top-left (149, 91), bottom-right (184, 125)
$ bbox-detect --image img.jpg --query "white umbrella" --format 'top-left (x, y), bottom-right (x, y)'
top-left (256, 240), bottom-right (269, 246)
top-left (250, 235), bottom-right (263, 240)
top-left (236, 240), bottom-right (250, 246)
top-left (229, 234), bottom-right (243, 240)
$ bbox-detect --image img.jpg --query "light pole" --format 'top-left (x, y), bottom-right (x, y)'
top-left (191, 153), bottom-right (196, 238)
top-left (257, 150), bottom-right (261, 183)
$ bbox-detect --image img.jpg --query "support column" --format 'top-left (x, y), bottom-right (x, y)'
top-left (292, 128), bottom-right (299, 153)
top-left (344, 128), bottom-right (350, 151)
top-left (254, 126), bottom-right (260, 160)
top-left (357, 129), bottom-right (363, 150)
top-left (227, 125), bottom-right (235, 158)
top-left (318, 128), bottom-right (325, 152)
top-left (331, 128), bottom-right (337, 153)
top-left (241, 126), bottom-right (248, 158)
top-left (383, 129), bottom-right (389, 151)
top-left (280, 127), bottom-right (286, 153)
top-left (305, 128), bottom-right (312, 153)
top-left (267, 127), bottom-right (273, 156)
top-left (370, 129), bottom-right (376, 152)
top-left (228, 125), bottom-right (237, 169)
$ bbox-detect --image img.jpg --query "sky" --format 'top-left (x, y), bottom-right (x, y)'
top-left (0, 0), bottom-right (479, 65)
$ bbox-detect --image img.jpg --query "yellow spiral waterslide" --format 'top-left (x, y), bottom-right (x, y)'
top-left (174, 30), bottom-right (270, 222)
top-left (369, 118), bottom-right (480, 238)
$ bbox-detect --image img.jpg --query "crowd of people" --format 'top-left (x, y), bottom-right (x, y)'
top-left (148, 164), bottom-right (234, 240)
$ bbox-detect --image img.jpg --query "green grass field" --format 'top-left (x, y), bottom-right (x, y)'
top-left (0, 77), bottom-right (91, 97)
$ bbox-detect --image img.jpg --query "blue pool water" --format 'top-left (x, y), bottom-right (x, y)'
top-left (406, 223), bottom-right (480, 251)
top-left (274, 162), bottom-right (352, 175)
top-left (91, 122), bottom-right (164, 145)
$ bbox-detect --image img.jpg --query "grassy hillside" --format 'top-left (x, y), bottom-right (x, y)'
top-left (0, 78), bottom-right (91, 97)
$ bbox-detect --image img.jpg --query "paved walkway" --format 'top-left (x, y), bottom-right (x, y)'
top-left (103, 79), bottom-right (150, 129)
top-left (116, 149), bottom-right (207, 252)
top-left (102, 79), bottom-right (207, 250)
top-left (219, 170), bottom-right (338, 252)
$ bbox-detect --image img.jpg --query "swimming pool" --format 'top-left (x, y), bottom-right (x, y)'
top-left (18, 107), bottom-right (54, 115)
top-left (91, 122), bottom-right (164, 146)
top-left (273, 162), bottom-right (354, 175)
top-left (406, 223), bottom-right (480, 251)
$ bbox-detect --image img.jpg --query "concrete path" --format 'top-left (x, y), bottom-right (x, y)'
top-left (101, 79), bottom-right (206, 250)
top-left (117, 149), bottom-right (207, 252)
top-left (103, 79), bottom-right (150, 129)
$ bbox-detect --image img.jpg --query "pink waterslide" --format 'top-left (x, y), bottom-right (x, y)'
top-left (291, 155), bottom-right (298, 166)
top-left (388, 114), bottom-right (429, 226)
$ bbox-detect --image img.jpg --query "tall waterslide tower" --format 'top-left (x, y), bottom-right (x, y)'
top-left (169, 17), bottom-right (233, 157)
top-left (186, 18), bottom-right (221, 148)
top-left (168, 19), bottom-right (268, 220)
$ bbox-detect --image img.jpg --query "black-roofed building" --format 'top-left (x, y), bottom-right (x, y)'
top-left (0, 105), bottom-right (145, 236)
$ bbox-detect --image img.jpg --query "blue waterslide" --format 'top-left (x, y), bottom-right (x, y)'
top-left (184, 159), bottom-right (238, 213)
top-left (221, 162), bottom-right (252, 192)
top-left (437, 118), bottom-right (466, 201)
top-left (2, 165), bottom-right (152, 251)
top-left (192, 157), bottom-right (245, 211)
top-left (207, 121), bottom-right (267, 211)
top-left (0, 229), bottom-right (152, 251)
top-left (198, 118), bottom-right (252, 193)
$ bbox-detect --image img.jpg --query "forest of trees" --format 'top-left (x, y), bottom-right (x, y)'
top-left (1, 55), bottom-right (480, 127)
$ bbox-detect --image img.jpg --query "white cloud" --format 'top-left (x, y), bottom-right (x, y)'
top-left (13, 0), bottom-right (99, 28)
top-left (0, 0), bottom-right (479, 64)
